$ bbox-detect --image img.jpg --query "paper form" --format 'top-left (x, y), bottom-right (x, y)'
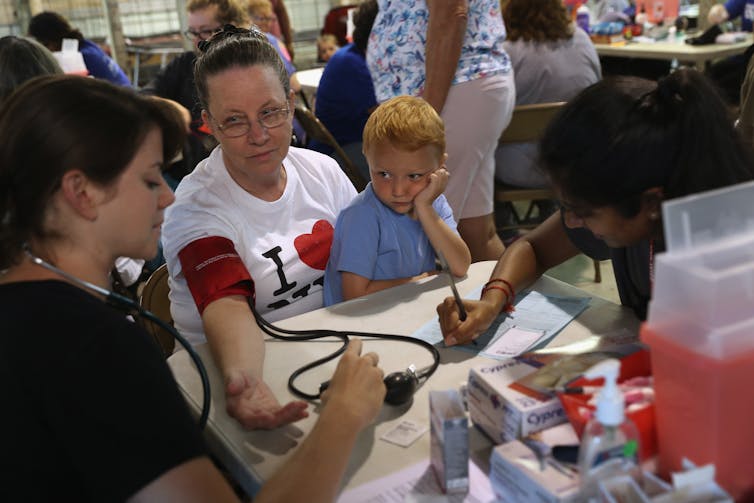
top-left (337, 458), bottom-right (495, 503)
top-left (411, 289), bottom-right (590, 360)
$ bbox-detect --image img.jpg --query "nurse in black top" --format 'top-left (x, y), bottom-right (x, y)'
top-left (437, 69), bottom-right (754, 345)
top-left (0, 75), bottom-right (386, 502)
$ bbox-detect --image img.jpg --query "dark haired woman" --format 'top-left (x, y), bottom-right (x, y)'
top-left (437, 69), bottom-right (754, 345)
top-left (28, 11), bottom-right (130, 86)
top-left (495, 0), bottom-right (601, 189)
top-left (161, 27), bottom-right (357, 430)
top-left (0, 75), bottom-right (385, 501)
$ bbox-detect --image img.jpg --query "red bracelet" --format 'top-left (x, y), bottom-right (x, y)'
top-left (481, 278), bottom-right (516, 314)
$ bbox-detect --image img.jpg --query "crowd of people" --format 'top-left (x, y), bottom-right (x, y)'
top-left (4, 0), bottom-right (754, 501)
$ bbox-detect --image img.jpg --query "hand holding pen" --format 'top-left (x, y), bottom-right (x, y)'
top-left (437, 251), bottom-right (467, 322)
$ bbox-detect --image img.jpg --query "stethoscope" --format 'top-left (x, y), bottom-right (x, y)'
top-left (25, 247), bottom-right (441, 430)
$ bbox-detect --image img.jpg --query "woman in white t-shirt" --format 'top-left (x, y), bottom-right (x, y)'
top-left (162, 26), bottom-right (357, 430)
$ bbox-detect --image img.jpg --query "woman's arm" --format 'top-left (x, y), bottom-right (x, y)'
top-left (202, 295), bottom-right (309, 429)
top-left (131, 339), bottom-right (385, 503)
top-left (423, 0), bottom-right (468, 113)
top-left (254, 339), bottom-right (385, 503)
top-left (129, 457), bottom-right (239, 503)
top-left (341, 271), bottom-right (434, 300)
top-left (437, 212), bottom-right (580, 345)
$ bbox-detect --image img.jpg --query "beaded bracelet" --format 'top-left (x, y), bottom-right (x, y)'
top-left (481, 278), bottom-right (515, 314)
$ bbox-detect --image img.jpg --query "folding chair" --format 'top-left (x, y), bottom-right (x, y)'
top-left (496, 102), bottom-right (602, 282)
top-left (138, 263), bottom-right (175, 357)
top-left (293, 102), bottom-right (368, 191)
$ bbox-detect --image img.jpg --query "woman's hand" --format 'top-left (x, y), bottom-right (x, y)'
top-left (320, 339), bottom-right (386, 431)
top-left (436, 296), bottom-right (499, 346)
top-left (224, 369), bottom-right (309, 430)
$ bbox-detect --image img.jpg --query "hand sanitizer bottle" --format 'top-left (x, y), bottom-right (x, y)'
top-left (577, 359), bottom-right (641, 502)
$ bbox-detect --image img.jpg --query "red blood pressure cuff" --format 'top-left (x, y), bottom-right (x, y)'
top-left (178, 236), bottom-right (255, 314)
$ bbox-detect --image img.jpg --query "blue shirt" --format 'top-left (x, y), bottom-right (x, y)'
top-left (315, 44), bottom-right (377, 147)
top-left (724, 0), bottom-right (754, 31)
top-left (79, 39), bottom-right (131, 86)
top-left (324, 184), bottom-right (457, 305)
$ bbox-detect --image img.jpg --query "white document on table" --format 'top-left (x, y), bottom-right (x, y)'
top-left (337, 458), bottom-right (495, 503)
top-left (411, 289), bottom-right (590, 359)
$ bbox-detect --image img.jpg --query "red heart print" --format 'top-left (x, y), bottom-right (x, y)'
top-left (294, 219), bottom-right (334, 271)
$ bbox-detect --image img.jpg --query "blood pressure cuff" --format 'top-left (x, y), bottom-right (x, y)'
top-left (178, 236), bottom-right (255, 314)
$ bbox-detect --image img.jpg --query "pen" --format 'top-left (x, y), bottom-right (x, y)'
top-left (437, 251), bottom-right (467, 322)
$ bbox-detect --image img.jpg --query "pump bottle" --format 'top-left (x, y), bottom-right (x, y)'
top-left (577, 359), bottom-right (641, 501)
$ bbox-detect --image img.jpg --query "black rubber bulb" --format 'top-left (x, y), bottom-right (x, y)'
top-left (383, 371), bottom-right (418, 405)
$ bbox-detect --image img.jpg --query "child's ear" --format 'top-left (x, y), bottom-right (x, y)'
top-left (440, 152), bottom-right (448, 168)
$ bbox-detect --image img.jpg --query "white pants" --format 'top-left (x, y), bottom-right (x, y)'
top-left (442, 72), bottom-right (516, 219)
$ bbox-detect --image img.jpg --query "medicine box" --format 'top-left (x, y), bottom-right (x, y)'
top-left (489, 437), bottom-right (580, 503)
top-left (429, 389), bottom-right (469, 494)
top-left (467, 359), bottom-right (566, 443)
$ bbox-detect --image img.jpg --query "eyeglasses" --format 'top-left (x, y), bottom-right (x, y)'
top-left (183, 26), bottom-right (222, 41)
top-left (208, 106), bottom-right (291, 138)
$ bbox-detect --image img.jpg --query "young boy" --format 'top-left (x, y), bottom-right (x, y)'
top-left (316, 33), bottom-right (339, 63)
top-left (324, 96), bottom-right (471, 306)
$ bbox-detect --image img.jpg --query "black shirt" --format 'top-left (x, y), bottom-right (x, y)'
top-left (0, 280), bottom-right (205, 502)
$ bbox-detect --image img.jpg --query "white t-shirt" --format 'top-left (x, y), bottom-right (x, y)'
top-left (162, 146), bottom-right (357, 345)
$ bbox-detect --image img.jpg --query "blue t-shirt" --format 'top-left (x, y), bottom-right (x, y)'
top-left (324, 184), bottom-right (457, 305)
top-left (724, 0), bottom-right (754, 31)
top-left (79, 38), bottom-right (131, 86)
top-left (315, 44), bottom-right (377, 148)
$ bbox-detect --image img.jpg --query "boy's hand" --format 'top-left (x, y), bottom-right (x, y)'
top-left (414, 167), bottom-right (449, 209)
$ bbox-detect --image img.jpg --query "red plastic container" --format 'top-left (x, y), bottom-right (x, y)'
top-left (558, 350), bottom-right (657, 462)
top-left (642, 324), bottom-right (754, 501)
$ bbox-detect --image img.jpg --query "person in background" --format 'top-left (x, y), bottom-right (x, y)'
top-left (324, 96), bottom-right (470, 305)
top-left (248, 0), bottom-right (299, 89)
top-left (142, 0), bottom-right (249, 185)
top-left (367, 0), bottom-right (515, 262)
top-left (437, 69), bottom-right (754, 345)
top-left (709, 0), bottom-right (754, 31)
top-left (0, 74), bottom-right (386, 502)
top-left (27, 11), bottom-right (130, 86)
top-left (706, 0), bottom-right (754, 105)
top-left (0, 35), bottom-right (147, 288)
top-left (268, 0), bottom-right (295, 60)
top-left (0, 35), bottom-right (61, 103)
top-left (495, 0), bottom-right (601, 188)
top-left (313, 0), bottom-right (378, 180)
top-left (316, 33), bottom-right (339, 63)
top-left (162, 27), bottom-right (357, 430)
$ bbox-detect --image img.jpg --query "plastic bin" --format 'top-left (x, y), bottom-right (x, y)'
top-left (641, 180), bottom-right (754, 501)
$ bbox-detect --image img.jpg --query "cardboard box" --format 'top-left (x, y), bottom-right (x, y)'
top-left (429, 389), bottom-right (469, 494)
top-left (489, 437), bottom-right (581, 503)
top-left (467, 360), bottom-right (566, 443)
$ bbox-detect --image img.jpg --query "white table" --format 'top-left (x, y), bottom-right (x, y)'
top-left (593, 34), bottom-right (752, 70)
top-left (168, 261), bottom-right (639, 497)
top-left (295, 66), bottom-right (324, 109)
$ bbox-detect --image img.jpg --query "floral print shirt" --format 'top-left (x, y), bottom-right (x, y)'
top-left (367, 0), bottom-right (511, 102)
